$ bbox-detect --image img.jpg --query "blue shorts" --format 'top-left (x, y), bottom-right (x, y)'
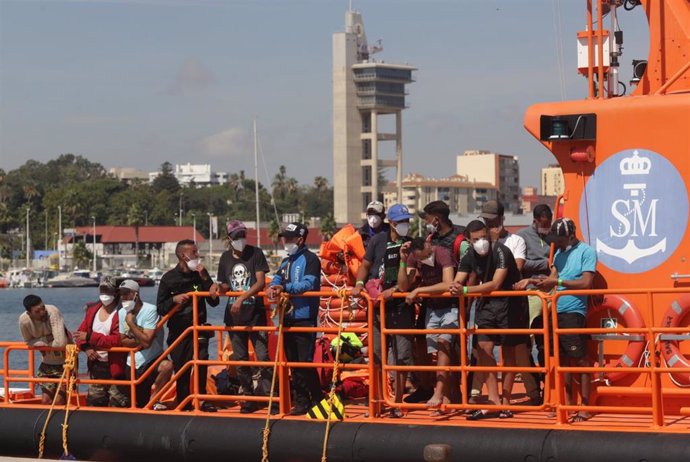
top-left (426, 307), bottom-right (459, 353)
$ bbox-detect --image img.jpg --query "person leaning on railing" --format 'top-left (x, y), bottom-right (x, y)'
top-left (216, 220), bottom-right (275, 414)
top-left (513, 217), bottom-right (597, 422)
top-left (119, 279), bottom-right (173, 410)
top-left (448, 219), bottom-right (523, 420)
top-left (399, 236), bottom-right (457, 415)
top-left (266, 222), bottom-right (324, 416)
top-left (156, 239), bottom-right (220, 412)
top-left (72, 276), bottom-right (129, 407)
top-left (18, 294), bottom-right (72, 405)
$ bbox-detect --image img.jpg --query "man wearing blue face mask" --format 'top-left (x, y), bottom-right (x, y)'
top-left (266, 222), bottom-right (323, 415)
top-left (217, 220), bottom-right (273, 414)
top-left (358, 200), bottom-right (389, 249)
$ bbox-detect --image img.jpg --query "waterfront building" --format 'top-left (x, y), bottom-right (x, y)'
top-left (541, 164), bottom-right (565, 196)
top-left (332, 9), bottom-right (416, 225)
top-left (383, 173), bottom-right (498, 217)
top-left (455, 150), bottom-right (521, 214)
top-left (148, 163), bottom-right (228, 188)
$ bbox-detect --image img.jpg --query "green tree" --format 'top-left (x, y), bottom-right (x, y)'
top-left (72, 241), bottom-right (92, 269)
top-left (268, 218), bottom-right (281, 253)
top-left (151, 161), bottom-right (180, 194)
top-left (320, 214), bottom-right (337, 241)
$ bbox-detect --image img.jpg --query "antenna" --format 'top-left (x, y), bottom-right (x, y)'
top-left (368, 39), bottom-right (384, 55)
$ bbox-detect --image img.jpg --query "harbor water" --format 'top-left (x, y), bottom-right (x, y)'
top-left (0, 287), bottom-right (228, 375)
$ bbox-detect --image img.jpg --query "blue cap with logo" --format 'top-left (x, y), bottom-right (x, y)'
top-left (387, 204), bottom-right (412, 222)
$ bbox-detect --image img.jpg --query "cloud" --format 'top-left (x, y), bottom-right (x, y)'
top-left (167, 57), bottom-right (216, 95)
top-left (200, 126), bottom-right (251, 158)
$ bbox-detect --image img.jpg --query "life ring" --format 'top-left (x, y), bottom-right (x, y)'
top-left (661, 295), bottom-right (690, 385)
top-left (587, 294), bottom-right (646, 383)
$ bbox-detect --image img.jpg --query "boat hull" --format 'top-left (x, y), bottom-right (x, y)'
top-left (1, 408), bottom-right (688, 462)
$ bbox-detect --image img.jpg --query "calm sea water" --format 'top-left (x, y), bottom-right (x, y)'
top-left (0, 287), bottom-right (228, 375)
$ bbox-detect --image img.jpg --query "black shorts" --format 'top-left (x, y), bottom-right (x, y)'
top-left (504, 297), bottom-right (530, 347)
top-left (475, 299), bottom-right (509, 345)
top-left (125, 355), bottom-right (167, 407)
top-left (556, 312), bottom-right (587, 359)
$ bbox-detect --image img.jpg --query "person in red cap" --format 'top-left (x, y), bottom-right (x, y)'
top-left (216, 220), bottom-right (274, 414)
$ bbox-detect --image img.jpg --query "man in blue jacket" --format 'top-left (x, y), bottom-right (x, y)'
top-left (266, 222), bottom-right (323, 415)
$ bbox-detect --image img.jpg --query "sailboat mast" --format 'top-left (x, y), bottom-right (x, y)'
top-left (254, 118), bottom-right (260, 247)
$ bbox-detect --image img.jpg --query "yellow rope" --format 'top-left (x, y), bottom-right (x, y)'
top-left (261, 292), bottom-right (290, 462)
top-left (320, 288), bottom-right (349, 462)
top-left (38, 344), bottom-right (78, 459)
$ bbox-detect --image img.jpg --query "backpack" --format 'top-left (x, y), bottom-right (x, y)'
top-left (453, 233), bottom-right (467, 262)
top-left (314, 336), bottom-right (335, 388)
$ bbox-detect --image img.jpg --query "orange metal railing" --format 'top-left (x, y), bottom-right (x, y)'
top-left (2, 288), bottom-right (690, 432)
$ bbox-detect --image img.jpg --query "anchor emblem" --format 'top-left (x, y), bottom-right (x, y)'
top-left (595, 151), bottom-right (665, 264)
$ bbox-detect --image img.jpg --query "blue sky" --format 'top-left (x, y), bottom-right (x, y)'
top-left (0, 0), bottom-right (649, 189)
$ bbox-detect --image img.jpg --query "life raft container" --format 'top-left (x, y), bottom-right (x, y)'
top-left (587, 294), bottom-right (646, 383)
top-left (661, 295), bottom-right (690, 386)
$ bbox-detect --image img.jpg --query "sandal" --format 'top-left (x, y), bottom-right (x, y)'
top-left (389, 408), bottom-right (404, 419)
top-left (466, 409), bottom-right (499, 421)
top-left (570, 412), bottom-right (593, 423)
top-left (152, 402), bottom-right (168, 411)
top-left (498, 410), bottom-right (514, 419)
top-left (200, 401), bottom-right (218, 413)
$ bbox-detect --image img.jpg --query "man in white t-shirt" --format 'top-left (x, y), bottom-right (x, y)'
top-left (118, 280), bottom-right (173, 409)
top-left (480, 201), bottom-right (541, 407)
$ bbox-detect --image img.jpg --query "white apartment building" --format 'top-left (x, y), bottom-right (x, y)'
top-left (541, 164), bottom-right (565, 196)
top-left (148, 163), bottom-right (228, 188)
top-left (383, 173), bottom-right (498, 217)
top-left (456, 150), bottom-right (521, 213)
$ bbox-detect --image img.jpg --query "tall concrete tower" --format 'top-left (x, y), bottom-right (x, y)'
top-left (332, 10), bottom-right (415, 225)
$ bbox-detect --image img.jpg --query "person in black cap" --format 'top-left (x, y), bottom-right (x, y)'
top-left (420, 200), bottom-right (465, 260)
top-left (266, 222), bottom-right (323, 415)
top-left (514, 217), bottom-right (597, 422)
top-left (358, 200), bottom-right (389, 249)
top-left (406, 200), bottom-right (465, 404)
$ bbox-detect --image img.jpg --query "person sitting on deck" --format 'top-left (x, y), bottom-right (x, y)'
top-left (118, 279), bottom-right (173, 410)
top-left (73, 276), bottom-right (129, 407)
top-left (514, 218), bottom-right (597, 422)
top-left (18, 295), bottom-right (72, 405)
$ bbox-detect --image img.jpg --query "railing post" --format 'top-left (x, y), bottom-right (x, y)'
top-left (647, 290), bottom-right (664, 428)
top-left (192, 292), bottom-right (200, 411)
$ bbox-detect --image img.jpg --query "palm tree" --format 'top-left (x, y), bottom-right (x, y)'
top-left (320, 214), bottom-right (337, 241)
top-left (313, 176), bottom-right (328, 191)
top-left (268, 218), bottom-right (281, 253)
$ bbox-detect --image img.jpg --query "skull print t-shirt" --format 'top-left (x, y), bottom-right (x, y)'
top-left (217, 245), bottom-right (270, 326)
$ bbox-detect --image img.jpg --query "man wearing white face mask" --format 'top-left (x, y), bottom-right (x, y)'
top-left (399, 237), bottom-right (457, 413)
top-left (351, 203), bottom-right (414, 416)
top-left (266, 222), bottom-right (323, 415)
top-left (216, 220), bottom-right (274, 414)
top-left (449, 220), bottom-right (523, 420)
top-left (73, 276), bottom-right (129, 407)
top-left (358, 200), bottom-right (389, 249)
top-left (119, 279), bottom-right (173, 409)
top-left (157, 239), bottom-right (220, 412)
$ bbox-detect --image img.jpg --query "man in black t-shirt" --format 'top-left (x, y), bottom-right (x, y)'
top-left (449, 220), bottom-right (527, 420)
top-left (217, 220), bottom-right (273, 414)
top-left (351, 203), bottom-right (414, 414)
